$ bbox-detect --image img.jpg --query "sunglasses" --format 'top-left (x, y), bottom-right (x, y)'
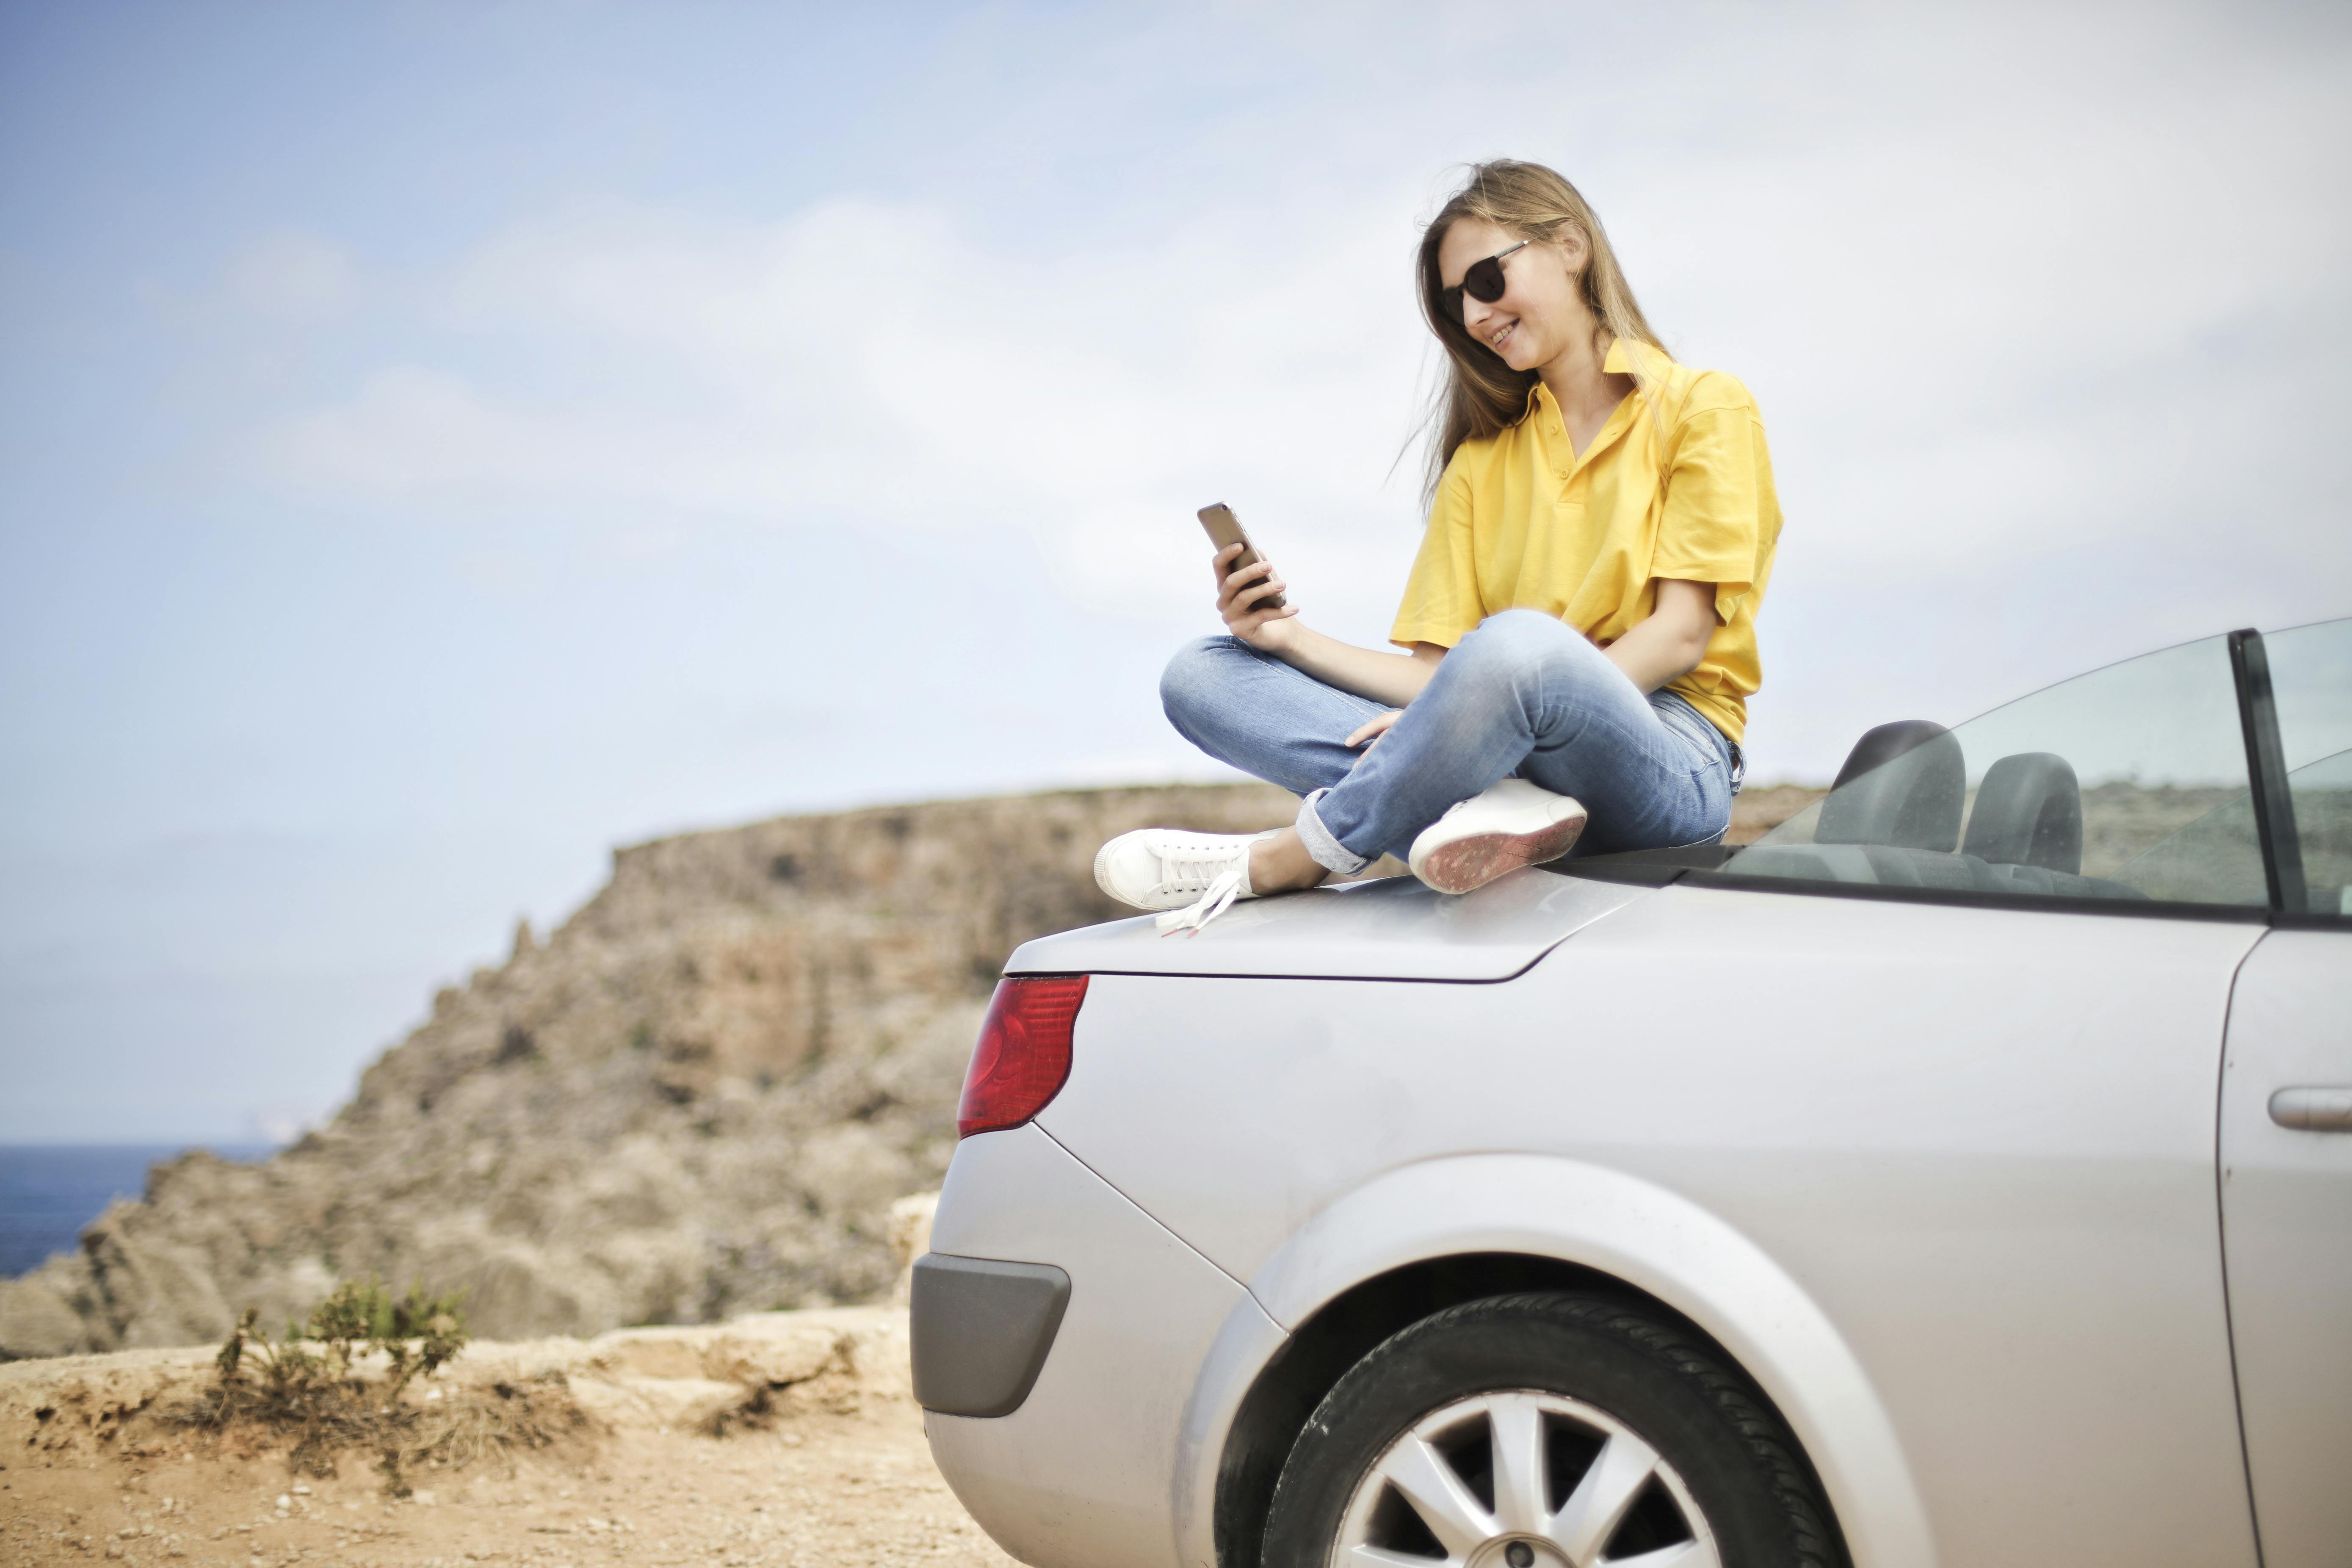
top-left (1438, 239), bottom-right (1531, 321)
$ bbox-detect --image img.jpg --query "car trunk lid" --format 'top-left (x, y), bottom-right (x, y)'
top-left (1003, 867), bottom-right (1646, 982)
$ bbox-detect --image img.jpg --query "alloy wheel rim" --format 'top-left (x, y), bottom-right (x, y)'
top-left (1329, 1388), bottom-right (1722, 1568)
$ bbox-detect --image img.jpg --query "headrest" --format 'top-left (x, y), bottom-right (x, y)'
top-left (1961, 752), bottom-right (2083, 874)
top-left (1817, 720), bottom-right (1965, 851)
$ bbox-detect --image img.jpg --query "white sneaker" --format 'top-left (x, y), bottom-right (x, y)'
top-left (1407, 780), bottom-right (1588, 896)
top-left (1094, 829), bottom-right (1277, 934)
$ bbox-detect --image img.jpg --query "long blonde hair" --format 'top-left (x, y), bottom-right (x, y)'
top-left (1415, 161), bottom-right (1666, 498)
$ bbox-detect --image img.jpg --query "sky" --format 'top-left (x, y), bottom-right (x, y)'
top-left (3, 0), bottom-right (2348, 1142)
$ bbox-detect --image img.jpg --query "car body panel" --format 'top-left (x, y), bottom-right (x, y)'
top-left (1002, 865), bottom-right (1645, 981)
top-left (1235, 1151), bottom-right (1937, 1568)
top-left (924, 1123), bottom-right (1247, 1568)
top-left (1171, 1288), bottom-right (1292, 1568)
top-left (2219, 928), bottom-right (2352, 1568)
top-left (1034, 882), bottom-right (2265, 1568)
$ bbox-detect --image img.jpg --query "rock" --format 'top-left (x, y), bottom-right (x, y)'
top-left (569, 1373), bottom-right (748, 1432)
top-left (78, 1217), bottom-right (235, 1350)
top-left (0, 1272), bottom-right (92, 1360)
top-left (446, 1245), bottom-right (606, 1343)
top-left (0, 1297), bottom-right (927, 1455)
top-left (592, 1316), bottom-right (849, 1388)
top-left (701, 1319), bottom-right (851, 1388)
top-left (3, 784), bottom-right (1296, 1360)
top-left (886, 1192), bottom-right (938, 1306)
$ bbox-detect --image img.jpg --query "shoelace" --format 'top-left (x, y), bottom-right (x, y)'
top-left (1156, 864), bottom-right (1245, 935)
top-left (1155, 842), bottom-right (1241, 894)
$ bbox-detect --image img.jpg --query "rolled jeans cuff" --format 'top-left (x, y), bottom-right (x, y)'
top-left (1295, 788), bottom-right (1371, 877)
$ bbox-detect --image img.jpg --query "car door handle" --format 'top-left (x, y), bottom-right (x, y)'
top-left (2269, 1087), bottom-right (2352, 1132)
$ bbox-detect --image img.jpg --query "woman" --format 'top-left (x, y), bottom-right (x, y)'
top-left (1099, 160), bottom-right (1780, 930)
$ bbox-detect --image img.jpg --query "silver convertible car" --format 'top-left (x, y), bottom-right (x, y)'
top-left (911, 620), bottom-right (2350, 1568)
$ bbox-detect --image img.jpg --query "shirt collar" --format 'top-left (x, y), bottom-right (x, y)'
top-left (1521, 337), bottom-right (1660, 415)
top-left (1606, 335), bottom-right (1674, 379)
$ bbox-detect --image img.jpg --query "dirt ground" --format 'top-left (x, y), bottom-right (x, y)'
top-left (0, 1397), bottom-right (1015, 1568)
top-left (2, 1202), bottom-right (1019, 1566)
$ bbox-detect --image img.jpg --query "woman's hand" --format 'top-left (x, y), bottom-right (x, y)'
top-left (1215, 543), bottom-right (1300, 650)
top-left (1343, 708), bottom-right (1401, 764)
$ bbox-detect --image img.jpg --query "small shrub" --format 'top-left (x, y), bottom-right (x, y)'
top-left (181, 1278), bottom-right (560, 1491)
top-left (297, 1277), bottom-right (469, 1399)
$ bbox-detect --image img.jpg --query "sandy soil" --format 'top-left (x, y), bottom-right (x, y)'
top-left (1, 1398), bottom-right (1015, 1568)
top-left (2, 1202), bottom-right (1017, 1566)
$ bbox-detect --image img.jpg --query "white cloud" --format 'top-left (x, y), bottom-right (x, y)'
top-left (255, 193), bottom-right (1435, 628)
top-left (235, 1), bottom-right (2352, 752)
top-left (222, 230), bottom-right (359, 324)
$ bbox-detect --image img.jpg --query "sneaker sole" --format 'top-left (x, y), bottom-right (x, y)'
top-left (1412, 808), bottom-right (1587, 896)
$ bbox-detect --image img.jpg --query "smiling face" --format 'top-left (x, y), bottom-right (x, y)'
top-left (1435, 216), bottom-right (1595, 374)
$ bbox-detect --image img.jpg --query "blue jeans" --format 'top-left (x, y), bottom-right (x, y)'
top-left (1161, 608), bottom-right (1738, 874)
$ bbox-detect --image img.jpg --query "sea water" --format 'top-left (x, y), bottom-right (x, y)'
top-left (0, 1144), bottom-right (272, 1278)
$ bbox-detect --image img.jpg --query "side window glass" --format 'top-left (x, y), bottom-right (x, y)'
top-left (1724, 634), bottom-right (2267, 908)
top-left (2262, 617), bottom-right (2352, 918)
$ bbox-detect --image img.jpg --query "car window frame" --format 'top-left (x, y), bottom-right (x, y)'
top-left (1563, 627), bottom-right (2349, 930)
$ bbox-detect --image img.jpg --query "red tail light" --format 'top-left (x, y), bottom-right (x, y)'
top-left (958, 974), bottom-right (1089, 1138)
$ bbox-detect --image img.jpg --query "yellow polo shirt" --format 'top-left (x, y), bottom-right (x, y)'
top-left (1389, 338), bottom-right (1780, 743)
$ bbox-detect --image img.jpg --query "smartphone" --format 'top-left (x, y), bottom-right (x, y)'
top-left (1197, 503), bottom-right (1286, 612)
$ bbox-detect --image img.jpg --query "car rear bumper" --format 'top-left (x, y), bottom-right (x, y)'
top-left (911, 1253), bottom-right (1072, 1417)
top-left (922, 1122), bottom-right (1255, 1568)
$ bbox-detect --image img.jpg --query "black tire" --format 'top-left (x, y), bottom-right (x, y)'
top-left (1260, 1291), bottom-right (1841, 1568)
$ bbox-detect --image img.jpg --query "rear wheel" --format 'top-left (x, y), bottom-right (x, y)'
top-left (1259, 1291), bottom-right (1840, 1568)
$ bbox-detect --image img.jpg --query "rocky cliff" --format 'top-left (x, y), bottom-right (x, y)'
top-left (0, 785), bottom-right (1299, 1359)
